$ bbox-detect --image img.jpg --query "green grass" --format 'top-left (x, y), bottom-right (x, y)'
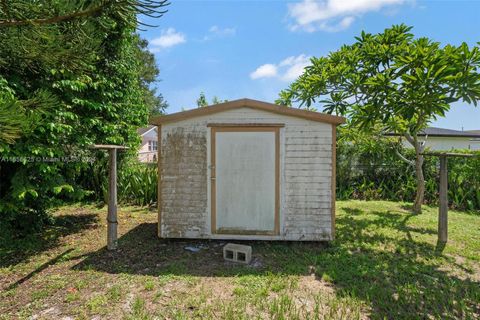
top-left (0, 201), bottom-right (479, 319)
top-left (324, 201), bottom-right (480, 319)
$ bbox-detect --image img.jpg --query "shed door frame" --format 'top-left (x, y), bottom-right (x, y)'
top-left (210, 124), bottom-right (281, 236)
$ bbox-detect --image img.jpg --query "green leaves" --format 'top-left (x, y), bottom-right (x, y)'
top-left (278, 24), bottom-right (480, 212)
top-left (0, 2), bottom-right (161, 232)
top-left (53, 185), bottom-right (74, 195)
top-left (279, 24), bottom-right (480, 137)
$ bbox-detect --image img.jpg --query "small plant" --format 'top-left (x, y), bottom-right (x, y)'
top-left (86, 294), bottom-right (108, 314)
top-left (144, 279), bottom-right (155, 291)
top-left (126, 296), bottom-right (150, 320)
top-left (107, 285), bottom-right (122, 302)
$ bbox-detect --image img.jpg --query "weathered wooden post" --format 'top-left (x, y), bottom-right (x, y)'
top-left (438, 155), bottom-right (448, 243)
top-left (107, 148), bottom-right (118, 250)
top-left (92, 144), bottom-right (128, 250)
top-left (422, 152), bottom-right (474, 244)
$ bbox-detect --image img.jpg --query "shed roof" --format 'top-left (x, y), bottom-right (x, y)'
top-left (149, 98), bottom-right (346, 125)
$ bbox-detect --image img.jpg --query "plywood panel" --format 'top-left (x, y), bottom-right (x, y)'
top-left (215, 131), bottom-right (276, 233)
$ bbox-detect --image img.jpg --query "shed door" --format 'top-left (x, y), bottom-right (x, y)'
top-left (211, 127), bottom-right (279, 235)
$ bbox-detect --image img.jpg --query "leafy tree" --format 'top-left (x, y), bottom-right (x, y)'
top-left (277, 25), bottom-right (480, 213)
top-left (0, 1), bottom-right (169, 143)
top-left (196, 92), bottom-right (228, 108)
top-left (136, 36), bottom-right (168, 115)
top-left (0, 2), bottom-right (167, 230)
top-left (0, 0), bottom-right (168, 27)
top-left (196, 92), bottom-right (208, 107)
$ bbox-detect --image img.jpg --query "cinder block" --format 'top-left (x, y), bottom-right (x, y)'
top-left (223, 243), bottom-right (252, 264)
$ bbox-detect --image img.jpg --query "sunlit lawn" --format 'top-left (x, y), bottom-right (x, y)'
top-left (0, 201), bottom-right (479, 319)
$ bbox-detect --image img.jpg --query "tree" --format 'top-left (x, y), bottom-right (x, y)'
top-left (136, 36), bottom-right (168, 115)
top-left (0, 1), bottom-right (167, 230)
top-left (0, 0), bottom-right (169, 143)
top-left (0, 0), bottom-right (168, 27)
top-left (277, 24), bottom-right (480, 214)
top-left (196, 92), bottom-right (228, 108)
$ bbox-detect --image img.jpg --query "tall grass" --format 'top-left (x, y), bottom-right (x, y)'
top-left (80, 156), bottom-right (157, 207)
top-left (117, 161), bottom-right (157, 206)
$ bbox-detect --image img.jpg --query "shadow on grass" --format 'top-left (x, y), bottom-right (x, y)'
top-left (6, 248), bottom-right (75, 290)
top-left (317, 209), bottom-right (480, 319)
top-left (0, 213), bottom-right (98, 268)
top-left (73, 207), bottom-right (480, 319)
top-left (73, 222), bottom-right (326, 277)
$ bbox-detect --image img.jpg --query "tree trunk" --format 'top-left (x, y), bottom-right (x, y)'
top-left (405, 133), bottom-right (425, 214)
top-left (413, 150), bottom-right (425, 214)
top-left (413, 135), bottom-right (425, 214)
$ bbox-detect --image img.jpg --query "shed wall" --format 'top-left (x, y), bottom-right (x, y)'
top-left (159, 107), bottom-right (334, 240)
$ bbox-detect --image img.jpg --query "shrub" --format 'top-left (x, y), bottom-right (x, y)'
top-left (337, 138), bottom-right (480, 211)
top-left (80, 156), bottom-right (157, 207)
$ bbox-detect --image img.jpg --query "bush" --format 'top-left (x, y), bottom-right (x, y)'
top-left (337, 138), bottom-right (480, 211)
top-left (80, 156), bottom-right (157, 207)
top-left (117, 161), bottom-right (157, 207)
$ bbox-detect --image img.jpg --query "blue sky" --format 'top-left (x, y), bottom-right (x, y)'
top-left (140, 0), bottom-right (480, 130)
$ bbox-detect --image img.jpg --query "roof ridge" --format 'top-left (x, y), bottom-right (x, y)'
top-left (149, 98), bottom-right (346, 125)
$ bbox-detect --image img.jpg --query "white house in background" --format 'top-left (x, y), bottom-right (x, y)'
top-left (388, 127), bottom-right (480, 151)
top-left (137, 125), bottom-right (157, 162)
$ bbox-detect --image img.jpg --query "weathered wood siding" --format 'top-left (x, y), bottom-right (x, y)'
top-left (159, 107), bottom-right (333, 240)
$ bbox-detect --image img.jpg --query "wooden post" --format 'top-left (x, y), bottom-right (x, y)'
top-left (107, 148), bottom-right (118, 250)
top-left (421, 152), bottom-right (475, 246)
top-left (438, 155), bottom-right (448, 243)
top-left (91, 144), bottom-right (127, 251)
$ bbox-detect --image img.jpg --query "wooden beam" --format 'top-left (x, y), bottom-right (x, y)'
top-left (92, 144), bottom-right (128, 150)
top-left (422, 152), bottom-right (475, 158)
top-left (207, 123), bottom-right (285, 127)
top-left (331, 125), bottom-right (337, 240)
top-left (438, 156), bottom-right (448, 243)
top-left (210, 127), bottom-right (217, 234)
top-left (149, 98), bottom-right (346, 125)
top-left (157, 125), bottom-right (162, 238)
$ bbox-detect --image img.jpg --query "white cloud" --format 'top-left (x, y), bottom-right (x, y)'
top-left (250, 54), bottom-right (311, 82)
top-left (250, 64), bottom-right (278, 80)
top-left (287, 0), bottom-right (408, 32)
top-left (150, 28), bottom-right (186, 51)
top-left (209, 25), bottom-right (236, 37)
top-left (203, 25), bottom-right (236, 41)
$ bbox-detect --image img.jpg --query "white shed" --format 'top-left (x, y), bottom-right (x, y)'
top-left (150, 99), bottom-right (345, 241)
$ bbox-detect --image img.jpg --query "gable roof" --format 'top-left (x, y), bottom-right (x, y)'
top-left (419, 127), bottom-right (480, 137)
top-left (386, 127), bottom-right (480, 138)
top-left (137, 125), bottom-right (156, 136)
top-left (149, 98), bottom-right (346, 125)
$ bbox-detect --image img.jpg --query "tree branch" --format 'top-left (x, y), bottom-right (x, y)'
top-left (0, 4), bottom-right (107, 27)
top-left (404, 132), bottom-right (415, 146)
top-left (394, 148), bottom-right (415, 167)
top-left (419, 134), bottom-right (428, 153)
top-left (0, 0), bottom-right (169, 27)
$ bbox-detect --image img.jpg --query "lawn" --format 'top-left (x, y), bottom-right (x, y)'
top-left (0, 201), bottom-right (479, 319)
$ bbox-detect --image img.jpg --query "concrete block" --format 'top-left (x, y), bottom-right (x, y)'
top-left (223, 243), bottom-right (252, 264)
